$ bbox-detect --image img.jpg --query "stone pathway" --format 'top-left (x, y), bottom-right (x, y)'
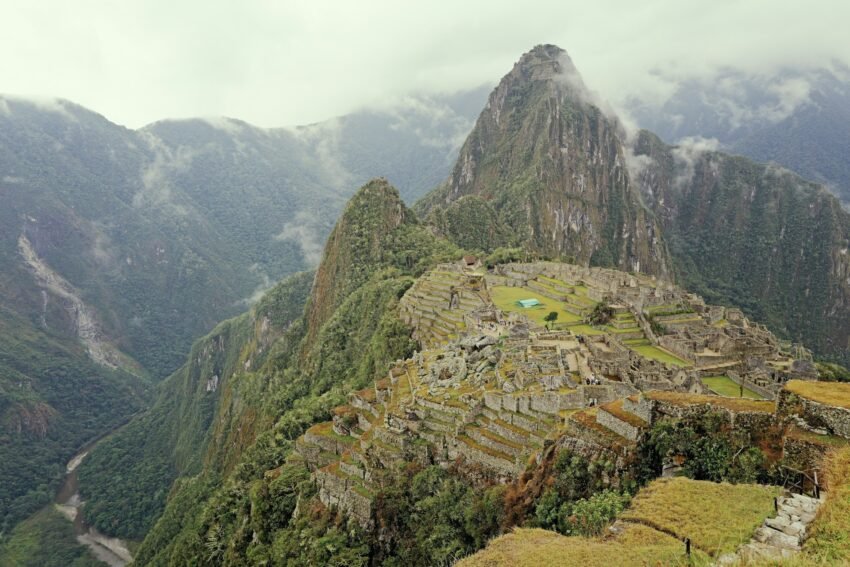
top-left (718, 492), bottom-right (824, 564)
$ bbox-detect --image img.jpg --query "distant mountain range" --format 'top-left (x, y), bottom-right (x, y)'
top-left (627, 64), bottom-right (850, 203)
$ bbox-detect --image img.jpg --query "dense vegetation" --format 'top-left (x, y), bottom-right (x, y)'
top-left (77, 272), bottom-right (315, 539)
top-left (0, 508), bottom-right (104, 567)
top-left (77, 181), bottom-right (463, 561)
top-left (633, 130), bottom-right (850, 365)
top-left (0, 305), bottom-right (147, 535)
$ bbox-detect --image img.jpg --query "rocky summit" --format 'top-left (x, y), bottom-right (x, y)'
top-left (419, 45), bottom-right (670, 277)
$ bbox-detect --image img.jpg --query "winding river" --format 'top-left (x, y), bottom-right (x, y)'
top-left (53, 441), bottom-right (134, 566)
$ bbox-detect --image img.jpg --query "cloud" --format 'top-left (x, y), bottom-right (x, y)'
top-left (0, 95), bottom-right (77, 121)
top-left (0, 1), bottom-right (844, 129)
top-left (671, 136), bottom-right (720, 187)
top-left (133, 133), bottom-right (197, 214)
top-left (275, 211), bottom-right (325, 267)
top-left (386, 95), bottom-right (476, 151)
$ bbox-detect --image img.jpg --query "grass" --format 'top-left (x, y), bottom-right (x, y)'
top-left (490, 286), bottom-right (582, 326)
top-left (799, 446), bottom-right (850, 563)
top-left (568, 324), bottom-right (606, 336)
top-left (785, 380), bottom-right (850, 409)
top-left (644, 390), bottom-right (775, 413)
top-left (631, 344), bottom-right (691, 367)
top-left (701, 376), bottom-right (765, 400)
top-left (619, 477), bottom-right (781, 556)
top-left (457, 524), bottom-right (710, 566)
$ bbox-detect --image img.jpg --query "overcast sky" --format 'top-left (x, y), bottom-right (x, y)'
top-left (0, 0), bottom-right (846, 129)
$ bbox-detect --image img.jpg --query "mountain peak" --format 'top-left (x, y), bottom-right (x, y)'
top-left (509, 44), bottom-right (582, 88)
top-left (418, 46), bottom-right (669, 277)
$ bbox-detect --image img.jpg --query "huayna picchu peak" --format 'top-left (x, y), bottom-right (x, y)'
top-left (418, 45), bottom-right (671, 278)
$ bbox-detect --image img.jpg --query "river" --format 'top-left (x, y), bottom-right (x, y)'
top-left (53, 440), bottom-right (134, 566)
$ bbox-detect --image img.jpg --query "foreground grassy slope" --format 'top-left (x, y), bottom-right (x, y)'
top-left (457, 524), bottom-right (706, 567)
top-left (620, 477), bottom-right (780, 556)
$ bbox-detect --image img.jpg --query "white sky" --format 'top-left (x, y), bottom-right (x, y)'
top-left (0, 0), bottom-right (846, 128)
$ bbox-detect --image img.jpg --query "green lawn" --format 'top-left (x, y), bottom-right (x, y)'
top-left (568, 324), bottom-right (607, 336)
top-left (490, 286), bottom-right (582, 326)
top-left (701, 376), bottom-right (764, 400)
top-left (632, 345), bottom-right (690, 367)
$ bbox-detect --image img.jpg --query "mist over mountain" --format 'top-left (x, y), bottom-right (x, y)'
top-left (627, 64), bottom-right (850, 203)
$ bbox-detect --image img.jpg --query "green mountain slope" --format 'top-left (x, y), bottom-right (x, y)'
top-left (631, 130), bottom-right (850, 363)
top-left (0, 90), bottom-right (483, 542)
top-left (77, 179), bottom-right (460, 551)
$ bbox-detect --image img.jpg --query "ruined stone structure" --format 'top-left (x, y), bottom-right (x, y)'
top-left (296, 262), bottom-right (822, 527)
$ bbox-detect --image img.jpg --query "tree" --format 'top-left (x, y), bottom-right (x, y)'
top-left (544, 311), bottom-right (559, 329)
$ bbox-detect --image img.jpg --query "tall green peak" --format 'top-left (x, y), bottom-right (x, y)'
top-left (304, 177), bottom-right (458, 346)
top-left (418, 45), bottom-right (670, 277)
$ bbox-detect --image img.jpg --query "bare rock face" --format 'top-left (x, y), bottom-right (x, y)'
top-left (419, 44), bottom-right (671, 278)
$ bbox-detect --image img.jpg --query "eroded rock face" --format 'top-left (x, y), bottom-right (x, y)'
top-left (17, 234), bottom-right (139, 372)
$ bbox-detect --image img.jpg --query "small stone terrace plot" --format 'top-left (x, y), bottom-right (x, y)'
top-left (619, 477), bottom-right (781, 557)
top-left (630, 344), bottom-right (691, 367)
top-left (784, 380), bottom-right (850, 409)
top-left (701, 375), bottom-right (764, 400)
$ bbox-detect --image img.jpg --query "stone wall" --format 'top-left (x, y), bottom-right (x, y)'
top-left (623, 396), bottom-right (653, 423)
top-left (778, 390), bottom-right (850, 439)
top-left (315, 468), bottom-right (373, 528)
top-left (596, 409), bottom-right (641, 441)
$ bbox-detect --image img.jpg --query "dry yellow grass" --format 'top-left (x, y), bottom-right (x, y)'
top-left (798, 446), bottom-right (850, 562)
top-left (784, 380), bottom-right (850, 409)
top-left (619, 477), bottom-right (781, 556)
top-left (645, 390), bottom-right (775, 413)
top-left (457, 524), bottom-right (709, 566)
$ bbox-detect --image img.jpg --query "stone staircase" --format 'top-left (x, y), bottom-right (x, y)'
top-left (720, 492), bottom-right (825, 563)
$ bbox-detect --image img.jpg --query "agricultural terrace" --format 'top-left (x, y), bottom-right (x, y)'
top-left (619, 477), bottom-right (780, 556)
top-left (785, 380), bottom-right (850, 409)
top-left (644, 390), bottom-right (775, 413)
top-left (701, 375), bottom-right (765, 399)
top-left (630, 344), bottom-right (691, 367)
top-left (457, 524), bottom-right (709, 567)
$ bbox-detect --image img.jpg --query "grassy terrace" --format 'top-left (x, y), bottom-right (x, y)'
top-left (619, 477), bottom-right (780, 556)
top-left (490, 285), bottom-right (582, 326)
top-left (568, 324), bottom-right (606, 336)
top-left (457, 525), bottom-right (708, 566)
top-left (307, 421), bottom-right (358, 445)
top-left (600, 399), bottom-right (648, 427)
top-left (569, 408), bottom-right (630, 445)
top-left (785, 379), bottom-right (850, 409)
top-left (631, 344), bottom-right (691, 367)
top-left (701, 375), bottom-right (764, 399)
top-left (644, 390), bottom-right (775, 413)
